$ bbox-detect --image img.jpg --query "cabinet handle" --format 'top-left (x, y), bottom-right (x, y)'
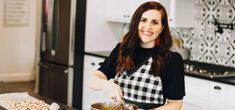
top-left (123, 14), bottom-right (130, 18)
top-left (64, 70), bottom-right (68, 74)
top-left (214, 86), bottom-right (221, 90)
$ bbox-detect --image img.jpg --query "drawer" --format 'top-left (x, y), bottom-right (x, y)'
top-left (84, 55), bottom-right (105, 69)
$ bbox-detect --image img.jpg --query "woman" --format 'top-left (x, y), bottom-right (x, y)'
top-left (89, 1), bottom-right (185, 110)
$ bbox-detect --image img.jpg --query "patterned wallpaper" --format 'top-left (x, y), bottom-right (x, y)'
top-left (171, 0), bottom-right (235, 67)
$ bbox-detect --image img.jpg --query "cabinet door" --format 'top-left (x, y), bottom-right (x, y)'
top-left (105, 0), bottom-right (160, 23)
top-left (50, 68), bottom-right (68, 104)
top-left (208, 81), bottom-right (227, 110)
top-left (82, 55), bottom-right (107, 110)
top-left (227, 85), bottom-right (235, 110)
top-left (182, 76), bottom-right (209, 110)
top-left (168, 0), bottom-right (194, 27)
top-left (39, 64), bottom-right (51, 98)
top-left (105, 0), bottom-right (131, 23)
top-left (105, 0), bottom-right (194, 27)
top-left (131, 0), bottom-right (157, 12)
top-left (39, 63), bottom-right (68, 104)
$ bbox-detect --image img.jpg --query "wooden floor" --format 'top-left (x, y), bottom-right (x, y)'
top-left (0, 81), bottom-right (35, 94)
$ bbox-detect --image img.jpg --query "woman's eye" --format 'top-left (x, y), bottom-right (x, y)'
top-left (140, 19), bottom-right (146, 22)
top-left (152, 21), bottom-right (158, 25)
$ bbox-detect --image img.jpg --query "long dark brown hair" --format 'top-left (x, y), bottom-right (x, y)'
top-left (117, 1), bottom-right (172, 76)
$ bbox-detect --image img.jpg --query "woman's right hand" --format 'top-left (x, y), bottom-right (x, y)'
top-left (89, 71), bottom-right (123, 102)
top-left (102, 79), bottom-right (123, 102)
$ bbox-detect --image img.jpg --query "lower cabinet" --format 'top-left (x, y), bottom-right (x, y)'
top-left (183, 76), bottom-right (209, 110)
top-left (39, 62), bottom-right (69, 104)
top-left (183, 76), bottom-right (235, 110)
top-left (227, 84), bottom-right (235, 110)
top-left (208, 81), bottom-right (227, 110)
top-left (82, 55), bottom-right (108, 110)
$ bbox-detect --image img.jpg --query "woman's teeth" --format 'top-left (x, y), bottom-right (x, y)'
top-left (143, 31), bottom-right (152, 36)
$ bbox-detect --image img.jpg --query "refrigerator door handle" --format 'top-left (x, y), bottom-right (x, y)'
top-left (68, 0), bottom-right (77, 66)
top-left (41, 32), bottom-right (46, 52)
top-left (51, 0), bottom-right (60, 56)
top-left (47, 0), bottom-right (55, 56)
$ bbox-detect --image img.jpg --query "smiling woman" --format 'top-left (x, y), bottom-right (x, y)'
top-left (138, 10), bottom-right (164, 48)
top-left (89, 1), bottom-right (185, 110)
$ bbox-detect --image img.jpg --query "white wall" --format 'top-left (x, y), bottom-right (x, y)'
top-left (0, 0), bottom-right (41, 82)
top-left (85, 0), bottom-right (125, 52)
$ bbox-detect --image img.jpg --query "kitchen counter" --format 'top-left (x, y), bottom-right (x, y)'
top-left (85, 51), bottom-right (235, 86)
top-left (85, 51), bottom-right (110, 58)
top-left (185, 72), bottom-right (235, 86)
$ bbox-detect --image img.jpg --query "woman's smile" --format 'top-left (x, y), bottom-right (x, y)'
top-left (142, 30), bottom-right (154, 36)
top-left (138, 9), bottom-right (164, 48)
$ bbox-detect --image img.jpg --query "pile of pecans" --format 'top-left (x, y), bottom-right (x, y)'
top-left (0, 97), bottom-right (49, 110)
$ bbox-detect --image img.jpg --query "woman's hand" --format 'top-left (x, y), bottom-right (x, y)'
top-left (103, 79), bottom-right (123, 102)
top-left (89, 70), bottom-right (123, 102)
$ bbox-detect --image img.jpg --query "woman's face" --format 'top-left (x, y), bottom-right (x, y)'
top-left (138, 9), bottom-right (164, 48)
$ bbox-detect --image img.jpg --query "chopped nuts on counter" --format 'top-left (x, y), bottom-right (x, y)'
top-left (0, 97), bottom-right (49, 110)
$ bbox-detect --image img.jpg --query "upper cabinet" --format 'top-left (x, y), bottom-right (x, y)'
top-left (105, 0), bottom-right (152, 23)
top-left (168, 0), bottom-right (194, 27)
top-left (105, 0), bottom-right (194, 28)
top-left (105, 0), bottom-right (131, 23)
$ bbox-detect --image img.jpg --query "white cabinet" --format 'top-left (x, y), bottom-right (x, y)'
top-left (168, 0), bottom-right (194, 27)
top-left (208, 81), bottom-right (227, 110)
top-left (105, 0), bottom-right (194, 27)
top-left (183, 76), bottom-right (209, 110)
top-left (183, 76), bottom-right (235, 110)
top-left (226, 85), bottom-right (235, 110)
top-left (105, 0), bottom-right (131, 23)
top-left (85, 0), bottom-right (120, 52)
top-left (82, 55), bottom-right (108, 110)
top-left (105, 0), bottom-right (169, 23)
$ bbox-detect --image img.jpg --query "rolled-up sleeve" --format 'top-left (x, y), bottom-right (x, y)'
top-left (162, 52), bottom-right (185, 100)
top-left (98, 43), bottom-right (120, 79)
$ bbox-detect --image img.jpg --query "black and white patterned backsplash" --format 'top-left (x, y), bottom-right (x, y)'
top-left (171, 0), bottom-right (235, 68)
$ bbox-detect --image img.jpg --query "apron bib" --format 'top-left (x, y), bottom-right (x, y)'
top-left (114, 57), bottom-right (164, 104)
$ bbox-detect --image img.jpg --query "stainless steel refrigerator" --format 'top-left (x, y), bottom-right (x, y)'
top-left (39, 0), bottom-right (86, 109)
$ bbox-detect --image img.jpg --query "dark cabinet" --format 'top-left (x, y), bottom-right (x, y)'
top-left (39, 0), bottom-right (86, 109)
top-left (39, 62), bottom-right (68, 104)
